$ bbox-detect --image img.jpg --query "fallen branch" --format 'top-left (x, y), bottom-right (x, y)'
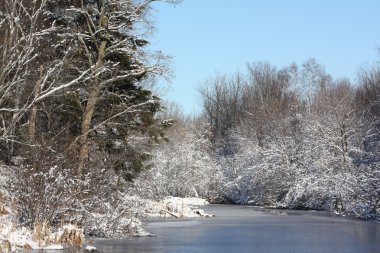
top-left (159, 209), bottom-right (180, 218)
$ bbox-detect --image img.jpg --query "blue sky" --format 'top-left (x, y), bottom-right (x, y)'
top-left (150, 0), bottom-right (380, 116)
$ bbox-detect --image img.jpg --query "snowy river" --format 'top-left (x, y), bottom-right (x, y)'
top-left (93, 205), bottom-right (380, 253)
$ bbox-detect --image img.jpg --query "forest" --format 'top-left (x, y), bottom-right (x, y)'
top-left (140, 60), bottom-right (380, 218)
top-left (0, 0), bottom-right (379, 249)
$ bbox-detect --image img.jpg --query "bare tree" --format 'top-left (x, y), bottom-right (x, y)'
top-left (199, 73), bottom-right (245, 142)
top-left (314, 79), bottom-right (355, 167)
top-left (356, 65), bottom-right (380, 117)
top-left (0, 0), bottom-right (47, 160)
top-left (243, 62), bottom-right (291, 147)
top-left (301, 58), bottom-right (331, 113)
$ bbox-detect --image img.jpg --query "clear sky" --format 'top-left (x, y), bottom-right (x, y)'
top-left (150, 0), bottom-right (380, 116)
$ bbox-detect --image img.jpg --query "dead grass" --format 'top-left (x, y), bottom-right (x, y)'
top-left (0, 240), bottom-right (11, 253)
top-left (32, 221), bottom-right (84, 247)
top-left (54, 225), bottom-right (84, 245)
top-left (32, 221), bottom-right (51, 246)
top-left (0, 205), bottom-right (8, 215)
top-left (0, 192), bottom-right (7, 216)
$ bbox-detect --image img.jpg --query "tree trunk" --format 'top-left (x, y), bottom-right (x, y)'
top-left (77, 85), bottom-right (101, 177)
top-left (76, 10), bottom-right (108, 177)
top-left (28, 65), bottom-right (44, 143)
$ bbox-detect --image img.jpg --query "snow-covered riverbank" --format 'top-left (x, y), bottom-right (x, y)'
top-left (144, 197), bottom-right (214, 219)
top-left (0, 212), bottom-right (83, 251)
top-left (0, 196), bottom-right (213, 252)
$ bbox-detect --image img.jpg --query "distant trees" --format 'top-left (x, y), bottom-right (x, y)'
top-left (130, 54), bottom-right (380, 220)
top-left (351, 63), bottom-right (380, 218)
top-left (198, 73), bottom-right (245, 142)
top-left (131, 57), bottom-right (379, 220)
top-left (194, 59), bottom-right (380, 219)
top-left (356, 65), bottom-right (380, 118)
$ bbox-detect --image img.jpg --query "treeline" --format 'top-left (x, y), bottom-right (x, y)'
top-left (0, 0), bottom-right (178, 235)
top-left (136, 59), bottom-right (380, 220)
top-left (200, 59), bottom-right (379, 214)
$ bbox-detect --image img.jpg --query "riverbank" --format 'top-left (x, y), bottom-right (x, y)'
top-left (144, 196), bottom-right (214, 219)
top-left (0, 196), bottom-right (213, 251)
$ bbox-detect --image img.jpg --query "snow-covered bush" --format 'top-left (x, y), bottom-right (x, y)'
top-left (6, 153), bottom-right (147, 239)
top-left (80, 194), bottom-right (149, 238)
top-left (215, 124), bottom-right (297, 205)
top-left (133, 121), bottom-right (222, 201)
top-left (9, 162), bottom-right (80, 227)
top-left (214, 130), bottom-right (259, 204)
top-left (346, 164), bottom-right (380, 220)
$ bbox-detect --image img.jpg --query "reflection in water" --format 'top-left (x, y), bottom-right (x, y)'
top-left (91, 205), bottom-right (380, 253)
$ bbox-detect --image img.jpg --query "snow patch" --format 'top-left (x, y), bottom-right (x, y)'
top-left (0, 210), bottom-right (84, 251)
top-left (43, 244), bottom-right (65, 250)
top-left (85, 245), bottom-right (97, 252)
top-left (163, 196), bottom-right (209, 206)
top-left (144, 197), bottom-right (214, 219)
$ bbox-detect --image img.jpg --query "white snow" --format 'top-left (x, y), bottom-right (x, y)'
top-left (143, 196), bottom-right (214, 219)
top-left (6, 225), bottom-right (40, 249)
top-left (0, 209), bottom-right (84, 251)
top-left (1, 187), bottom-right (213, 251)
top-left (43, 244), bottom-right (65, 250)
top-left (163, 196), bottom-right (209, 206)
top-left (85, 245), bottom-right (97, 252)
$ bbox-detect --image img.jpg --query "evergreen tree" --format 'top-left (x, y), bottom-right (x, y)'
top-left (0, 0), bottom-right (177, 179)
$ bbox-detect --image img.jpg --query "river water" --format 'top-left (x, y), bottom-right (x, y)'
top-left (93, 205), bottom-right (380, 253)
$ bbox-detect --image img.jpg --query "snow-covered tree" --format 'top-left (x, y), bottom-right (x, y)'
top-left (198, 73), bottom-right (245, 142)
top-left (133, 119), bottom-right (222, 201)
top-left (0, 0), bottom-right (181, 233)
top-left (40, 0), bottom-right (177, 177)
top-left (0, 0), bottom-right (179, 174)
top-left (196, 60), bottom-right (380, 220)
top-left (301, 58), bottom-right (331, 113)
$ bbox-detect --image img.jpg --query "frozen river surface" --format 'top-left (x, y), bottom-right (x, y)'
top-left (94, 205), bottom-right (380, 253)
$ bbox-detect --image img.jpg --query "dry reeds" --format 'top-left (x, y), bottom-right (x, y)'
top-left (54, 225), bottom-right (84, 245)
top-left (0, 205), bottom-right (8, 215)
top-left (32, 221), bottom-right (84, 247)
top-left (0, 240), bottom-right (11, 253)
top-left (32, 220), bottom-right (51, 246)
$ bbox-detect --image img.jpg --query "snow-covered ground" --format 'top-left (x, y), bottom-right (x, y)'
top-left (0, 196), bottom-right (212, 252)
top-left (0, 212), bottom-right (84, 251)
top-left (143, 196), bottom-right (214, 219)
top-left (0, 165), bottom-right (214, 251)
